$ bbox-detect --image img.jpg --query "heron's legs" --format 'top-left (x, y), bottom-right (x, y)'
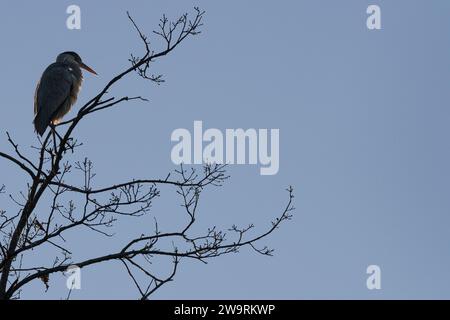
top-left (49, 124), bottom-right (72, 152)
top-left (50, 126), bottom-right (57, 154)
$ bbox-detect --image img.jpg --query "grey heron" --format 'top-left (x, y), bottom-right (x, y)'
top-left (34, 52), bottom-right (97, 136)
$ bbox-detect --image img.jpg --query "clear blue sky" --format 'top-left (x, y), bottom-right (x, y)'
top-left (1, 0), bottom-right (450, 299)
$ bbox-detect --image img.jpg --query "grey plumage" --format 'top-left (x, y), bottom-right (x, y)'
top-left (33, 52), bottom-right (96, 136)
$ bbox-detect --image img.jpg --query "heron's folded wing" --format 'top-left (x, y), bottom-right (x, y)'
top-left (34, 63), bottom-right (73, 134)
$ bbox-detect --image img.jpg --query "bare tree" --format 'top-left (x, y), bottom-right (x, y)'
top-left (0, 8), bottom-right (294, 300)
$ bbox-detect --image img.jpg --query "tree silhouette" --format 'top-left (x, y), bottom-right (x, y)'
top-left (0, 8), bottom-right (294, 300)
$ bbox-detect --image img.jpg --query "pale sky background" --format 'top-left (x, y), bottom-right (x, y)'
top-left (1, 0), bottom-right (450, 299)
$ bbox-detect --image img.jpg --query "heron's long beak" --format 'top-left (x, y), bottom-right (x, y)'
top-left (80, 63), bottom-right (98, 75)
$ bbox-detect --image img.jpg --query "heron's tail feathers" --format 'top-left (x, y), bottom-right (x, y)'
top-left (33, 114), bottom-right (48, 137)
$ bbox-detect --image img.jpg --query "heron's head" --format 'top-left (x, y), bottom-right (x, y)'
top-left (56, 51), bottom-right (98, 75)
